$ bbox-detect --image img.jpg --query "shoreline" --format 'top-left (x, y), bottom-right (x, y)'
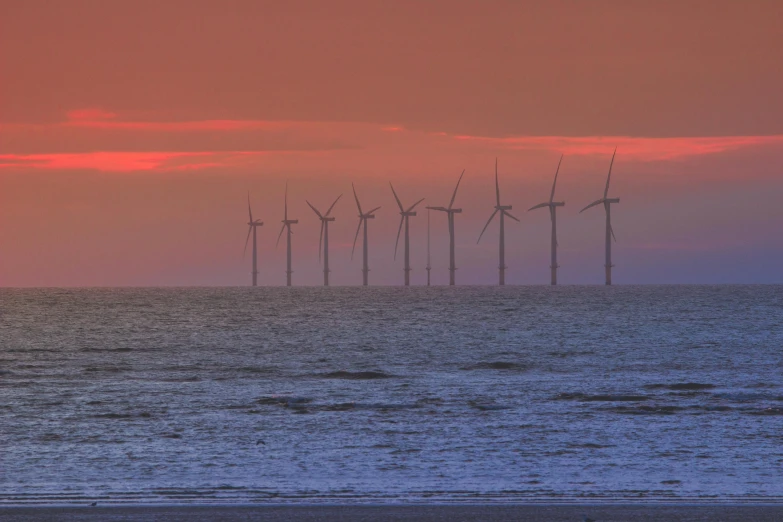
top-left (2, 504), bottom-right (783, 521)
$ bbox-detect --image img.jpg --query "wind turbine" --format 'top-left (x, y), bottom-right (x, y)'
top-left (477, 159), bottom-right (519, 286)
top-left (528, 155), bottom-right (565, 285)
top-left (351, 183), bottom-right (380, 286)
top-left (425, 209), bottom-right (432, 286)
top-left (390, 183), bottom-right (424, 286)
top-left (276, 182), bottom-right (299, 286)
top-left (580, 148), bottom-right (620, 285)
top-left (427, 170), bottom-right (465, 286)
top-left (306, 194), bottom-right (342, 287)
top-left (244, 194), bottom-right (264, 287)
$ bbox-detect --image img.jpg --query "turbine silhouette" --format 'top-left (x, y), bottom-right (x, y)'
top-left (580, 148), bottom-right (620, 285)
top-left (243, 193), bottom-right (264, 287)
top-left (390, 183), bottom-right (424, 286)
top-left (529, 155), bottom-right (565, 285)
top-left (275, 182), bottom-right (299, 286)
top-left (351, 183), bottom-right (380, 286)
top-left (477, 159), bottom-right (519, 286)
top-left (306, 194), bottom-right (342, 287)
top-left (427, 170), bottom-right (465, 286)
top-left (425, 209), bottom-right (432, 286)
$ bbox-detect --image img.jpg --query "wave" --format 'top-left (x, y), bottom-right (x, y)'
top-left (91, 412), bottom-right (153, 420)
top-left (744, 407), bottom-right (783, 416)
top-left (461, 362), bottom-right (529, 371)
top-left (256, 396), bottom-right (312, 407)
top-left (644, 383), bottom-right (716, 391)
top-left (84, 366), bottom-right (127, 373)
top-left (607, 405), bottom-right (686, 415)
top-left (554, 393), bottom-right (649, 402)
top-left (79, 347), bottom-right (133, 353)
top-left (317, 371), bottom-right (393, 380)
top-left (468, 400), bottom-right (511, 411)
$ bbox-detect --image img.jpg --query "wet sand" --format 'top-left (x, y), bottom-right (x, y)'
top-left (1, 505), bottom-right (782, 521)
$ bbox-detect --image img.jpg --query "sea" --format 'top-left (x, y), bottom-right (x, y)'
top-left (1, 286), bottom-right (782, 505)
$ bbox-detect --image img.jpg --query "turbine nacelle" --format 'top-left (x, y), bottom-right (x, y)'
top-left (529, 201), bottom-right (565, 211)
top-left (428, 203), bottom-right (462, 212)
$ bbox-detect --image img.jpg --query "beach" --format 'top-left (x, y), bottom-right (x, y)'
top-left (2, 505), bottom-right (783, 521)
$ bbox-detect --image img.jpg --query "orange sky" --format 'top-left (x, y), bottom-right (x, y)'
top-left (1, 0), bottom-right (782, 285)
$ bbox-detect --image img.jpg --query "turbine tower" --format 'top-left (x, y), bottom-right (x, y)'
top-left (351, 183), bottom-right (380, 286)
top-left (276, 182), bottom-right (299, 286)
top-left (528, 155), bottom-right (565, 285)
top-left (244, 193), bottom-right (264, 287)
top-left (580, 148), bottom-right (620, 285)
top-left (307, 194), bottom-right (342, 287)
top-left (427, 170), bottom-right (465, 286)
top-left (426, 209), bottom-right (432, 286)
top-left (477, 160), bottom-right (519, 286)
top-left (390, 183), bottom-right (424, 286)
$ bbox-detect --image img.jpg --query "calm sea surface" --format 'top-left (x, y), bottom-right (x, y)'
top-left (1, 286), bottom-right (782, 504)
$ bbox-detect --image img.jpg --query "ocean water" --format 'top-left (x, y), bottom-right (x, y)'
top-left (1, 286), bottom-right (782, 505)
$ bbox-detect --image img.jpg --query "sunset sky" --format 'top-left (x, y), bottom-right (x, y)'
top-left (1, 0), bottom-right (782, 286)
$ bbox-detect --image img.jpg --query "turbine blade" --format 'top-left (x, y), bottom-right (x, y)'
top-left (306, 200), bottom-right (323, 219)
top-left (247, 192), bottom-right (253, 223)
top-left (352, 183), bottom-right (363, 214)
top-left (449, 169), bottom-right (465, 209)
top-left (325, 194), bottom-right (342, 217)
top-left (610, 222), bottom-right (617, 242)
top-left (528, 202), bottom-right (549, 211)
top-left (318, 221), bottom-right (324, 263)
top-left (604, 147), bottom-right (617, 198)
top-left (276, 223), bottom-right (285, 247)
top-left (284, 181), bottom-right (288, 221)
top-left (389, 182), bottom-right (404, 212)
top-left (550, 154), bottom-right (563, 203)
top-left (367, 206), bottom-right (381, 215)
top-left (580, 199), bottom-right (604, 213)
top-left (351, 218), bottom-right (362, 260)
top-left (495, 158), bottom-right (500, 207)
top-left (503, 210), bottom-right (520, 222)
top-left (394, 217), bottom-right (404, 260)
top-left (243, 225), bottom-right (252, 257)
top-left (407, 198), bottom-right (425, 212)
top-left (425, 206), bottom-right (448, 212)
top-left (476, 209), bottom-right (499, 244)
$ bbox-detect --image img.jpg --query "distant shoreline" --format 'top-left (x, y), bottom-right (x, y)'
top-left (2, 504), bottom-right (783, 521)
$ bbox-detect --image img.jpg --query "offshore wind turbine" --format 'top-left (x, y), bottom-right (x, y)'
top-left (427, 170), bottom-right (465, 286)
top-left (477, 160), bottom-right (519, 286)
top-left (306, 194), bottom-right (342, 287)
top-left (390, 183), bottom-right (424, 286)
top-left (528, 155), bottom-right (565, 285)
top-left (351, 183), bottom-right (380, 286)
top-left (243, 194), bottom-right (264, 287)
top-left (276, 182), bottom-right (299, 286)
top-left (425, 209), bottom-right (432, 286)
top-left (580, 148), bottom-right (620, 285)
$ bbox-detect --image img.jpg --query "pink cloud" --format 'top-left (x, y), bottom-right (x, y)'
top-left (0, 151), bottom-right (275, 172)
top-left (450, 134), bottom-right (783, 160)
top-left (1, 109), bottom-right (782, 173)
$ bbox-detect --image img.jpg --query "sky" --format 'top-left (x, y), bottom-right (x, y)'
top-left (1, 0), bottom-right (782, 286)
